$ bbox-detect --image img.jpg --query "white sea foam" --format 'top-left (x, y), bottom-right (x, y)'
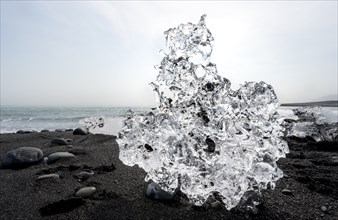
top-left (0, 106), bottom-right (149, 134)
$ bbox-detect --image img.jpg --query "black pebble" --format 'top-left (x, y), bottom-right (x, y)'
top-left (51, 138), bottom-right (68, 146)
top-left (73, 128), bottom-right (88, 135)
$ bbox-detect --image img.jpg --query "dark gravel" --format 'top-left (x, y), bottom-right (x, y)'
top-left (0, 131), bottom-right (337, 220)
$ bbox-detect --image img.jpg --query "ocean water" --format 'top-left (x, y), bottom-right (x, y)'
top-left (0, 106), bottom-right (337, 135)
top-left (0, 106), bottom-right (151, 135)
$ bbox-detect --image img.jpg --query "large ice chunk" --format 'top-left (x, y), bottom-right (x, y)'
top-left (117, 15), bottom-right (288, 210)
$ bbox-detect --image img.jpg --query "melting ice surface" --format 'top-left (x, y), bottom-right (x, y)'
top-left (116, 15), bottom-right (289, 210)
top-left (281, 106), bottom-right (338, 142)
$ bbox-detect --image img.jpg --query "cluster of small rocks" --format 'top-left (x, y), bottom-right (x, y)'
top-left (3, 128), bottom-right (89, 169)
top-left (15, 127), bottom-right (88, 135)
top-left (1, 127), bottom-right (97, 205)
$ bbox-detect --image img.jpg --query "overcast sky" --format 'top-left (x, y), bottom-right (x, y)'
top-left (1, 1), bottom-right (337, 107)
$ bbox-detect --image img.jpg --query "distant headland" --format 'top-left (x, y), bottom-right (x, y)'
top-left (281, 100), bottom-right (338, 107)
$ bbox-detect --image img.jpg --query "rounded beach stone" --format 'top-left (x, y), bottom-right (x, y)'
top-left (211, 201), bottom-right (221, 209)
top-left (40, 129), bottom-right (49, 133)
top-left (281, 189), bottom-right (293, 195)
top-left (37, 173), bottom-right (60, 181)
top-left (16, 130), bottom-right (33, 134)
top-left (146, 182), bottom-right (175, 201)
top-left (74, 171), bottom-right (94, 181)
top-left (73, 128), bottom-right (88, 135)
top-left (68, 148), bottom-right (87, 155)
top-left (51, 138), bottom-right (69, 146)
top-left (46, 152), bottom-right (75, 164)
top-left (75, 187), bottom-right (96, 197)
top-left (2, 147), bottom-right (44, 168)
top-left (321, 206), bottom-right (327, 212)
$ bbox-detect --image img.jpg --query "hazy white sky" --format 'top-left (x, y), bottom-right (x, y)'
top-left (1, 1), bottom-right (337, 107)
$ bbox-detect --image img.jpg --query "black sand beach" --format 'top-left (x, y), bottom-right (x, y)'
top-left (0, 131), bottom-right (337, 220)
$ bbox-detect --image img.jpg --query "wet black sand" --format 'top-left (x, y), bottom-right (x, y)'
top-left (0, 131), bottom-right (337, 219)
